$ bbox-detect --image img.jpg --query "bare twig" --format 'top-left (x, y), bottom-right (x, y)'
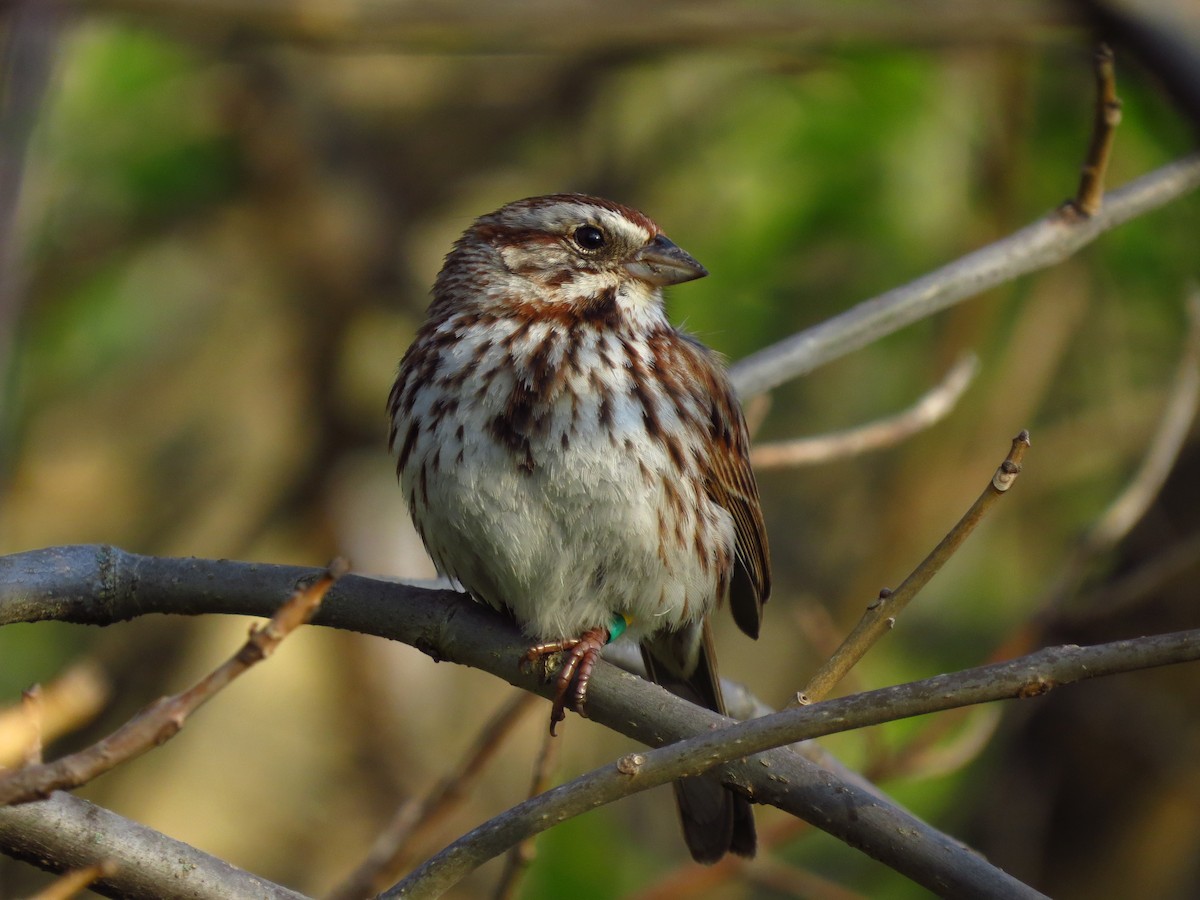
top-left (1071, 43), bottom-right (1122, 216)
top-left (19, 686), bottom-right (42, 766)
top-left (0, 561), bottom-right (344, 806)
top-left (0, 791), bottom-right (306, 900)
top-left (752, 355), bottom-right (978, 468)
top-left (1077, 0), bottom-right (1200, 129)
top-left (327, 691), bottom-right (538, 900)
top-left (386, 628), bottom-right (1200, 899)
top-left (0, 664), bottom-right (110, 767)
top-left (730, 154), bottom-right (1200, 399)
top-left (26, 860), bottom-right (119, 900)
top-left (796, 431), bottom-right (1031, 705)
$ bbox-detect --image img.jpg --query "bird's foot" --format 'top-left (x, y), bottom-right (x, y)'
top-left (522, 615), bottom-right (629, 736)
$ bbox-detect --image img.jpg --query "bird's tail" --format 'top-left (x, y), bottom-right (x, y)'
top-left (640, 621), bottom-right (756, 864)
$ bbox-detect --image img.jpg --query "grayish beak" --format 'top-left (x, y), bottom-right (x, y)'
top-left (625, 234), bottom-right (708, 286)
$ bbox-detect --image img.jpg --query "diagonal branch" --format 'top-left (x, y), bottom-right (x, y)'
top-left (797, 431), bottom-right (1030, 704)
top-left (0, 561), bottom-right (343, 806)
top-left (0, 547), bottom-right (1031, 897)
top-left (387, 627), bottom-right (1200, 899)
top-left (751, 354), bottom-right (978, 468)
top-left (0, 791), bottom-right (306, 900)
top-left (729, 153), bottom-right (1200, 399)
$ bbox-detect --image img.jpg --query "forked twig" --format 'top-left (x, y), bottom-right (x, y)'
top-left (752, 356), bottom-right (977, 468)
top-left (0, 561), bottom-right (344, 806)
top-left (795, 431), bottom-right (1031, 706)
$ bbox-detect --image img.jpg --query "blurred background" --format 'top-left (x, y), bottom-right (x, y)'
top-left (2, 2), bottom-right (1199, 898)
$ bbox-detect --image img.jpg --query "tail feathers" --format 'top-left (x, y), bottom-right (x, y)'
top-left (672, 773), bottom-right (756, 864)
top-left (641, 623), bottom-right (756, 864)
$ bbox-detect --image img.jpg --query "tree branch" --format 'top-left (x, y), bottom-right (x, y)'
top-left (0, 562), bottom-right (342, 806)
top-left (798, 430), bottom-right (1030, 704)
top-left (389, 628), bottom-right (1200, 899)
top-left (1071, 42), bottom-right (1121, 216)
top-left (0, 791), bottom-right (306, 900)
top-left (1, 546), bottom-right (1035, 897)
top-left (751, 355), bottom-right (978, 468)
top-left (729, 153), bottom-right (1200, 399)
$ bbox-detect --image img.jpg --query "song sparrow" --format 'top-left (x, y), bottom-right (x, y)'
top-left (388, 193), bottom-right (770, 863)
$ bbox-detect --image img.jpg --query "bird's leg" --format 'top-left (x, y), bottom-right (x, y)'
top-left (522, 615), bottom-right (630, 735)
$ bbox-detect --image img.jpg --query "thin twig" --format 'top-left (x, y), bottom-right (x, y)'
top-left (796, 431), bottom-right (1031, 706)
top-left (386, 627), bottom-right (1200, 899)
top-left (729, 153), bottom-right (1200, 399)
top-left (327, 691), bottom-right (539, 900)
top-left (1071, 43), bottom-right (1122, 216)
top-left (0, 664), bottom-right (110, 767)
top-left (752, 355), bottom-right (978, 468)
top-left (25, 860), bottom-right (119, 900)
top-left (1076, 0), bottom-right (1200, 129)
top-left (18, 686), bottom-right (43, 767)
top-left (0, 561), bottom-right (344, 806)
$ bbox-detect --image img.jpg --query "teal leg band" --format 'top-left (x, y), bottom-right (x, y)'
top-left (607, 614), bottom-right (630, 642)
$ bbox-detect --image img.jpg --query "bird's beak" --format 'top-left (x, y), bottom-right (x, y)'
top-left (625, 234), bottom-right (708, 286)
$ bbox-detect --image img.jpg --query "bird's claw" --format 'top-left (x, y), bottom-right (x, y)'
top-left (521, 626), bottom-right (609, 736)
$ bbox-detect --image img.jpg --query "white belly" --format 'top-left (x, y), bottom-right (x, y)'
top-left (396, 322), bottom-right (733, 642)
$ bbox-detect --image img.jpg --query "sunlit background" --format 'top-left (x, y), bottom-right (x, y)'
top-left (2, 4), bottom-right (1199, 898)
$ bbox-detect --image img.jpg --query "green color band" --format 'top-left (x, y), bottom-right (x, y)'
top-left (607, 614), bottom-right (630, 642)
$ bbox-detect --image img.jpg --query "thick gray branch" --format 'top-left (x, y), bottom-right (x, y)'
top-left (390, 630), bottom-right (1200, 898)
top-left (0, 547), bottom-right (1052, 898)
top-left (0, 791), bottom-right (305, 900)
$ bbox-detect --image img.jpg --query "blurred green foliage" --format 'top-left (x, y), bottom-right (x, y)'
top-left (2, 12), bottom-right (1199, 900)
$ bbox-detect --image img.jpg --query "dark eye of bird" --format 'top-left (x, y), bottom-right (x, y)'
top-left (573, 225), bottom-right (606, 251)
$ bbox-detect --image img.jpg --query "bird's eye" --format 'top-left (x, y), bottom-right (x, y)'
top-left (573, 225), bottom-right (606, 251)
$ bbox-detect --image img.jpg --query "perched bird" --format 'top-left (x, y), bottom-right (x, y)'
top-left (388, 193), bottom-right (770, 863)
